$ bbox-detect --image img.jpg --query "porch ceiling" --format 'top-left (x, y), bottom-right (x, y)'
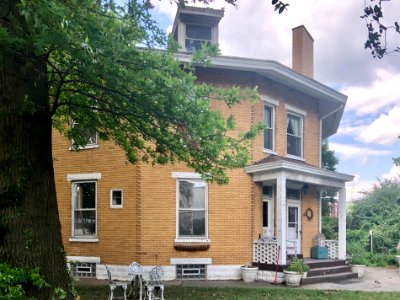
top-left (245, 158), bottom-right (354, 189)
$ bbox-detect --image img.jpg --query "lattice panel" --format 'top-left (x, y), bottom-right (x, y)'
top-left (324, 240), bottom-right (339, 259)
top-left (253, 241), bottom-right (278, 264)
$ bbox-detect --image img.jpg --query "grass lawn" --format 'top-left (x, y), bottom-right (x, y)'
top-left (76, 285), bottom-right (400, 300)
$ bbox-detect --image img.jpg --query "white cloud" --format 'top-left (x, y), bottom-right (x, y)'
top-left (382, 164), bottom-right (400, 181)
top-left (346, 176), bottom-right (376, 201)
top-left (357, 106), bottom-right (400, 145)
top-left (150, 0), bottom-right (176, 19)
top-left (329, 142), bottom-right (393, 162)
top-left (342, 69), bottom-right (400, 115)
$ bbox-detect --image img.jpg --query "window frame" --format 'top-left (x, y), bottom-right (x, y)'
top-left (263, 104), bottom-right (275, 152)
top-left (110, 189), bottom-right (123, 208)
top-left (185, 23), bottom-right (212, 52)
top-left (286, 111), bottom-right (304, 159)
top-left (173, 173), bottom-right (209, 243)
top-left (262, 186), bottom-right (274, 237)
top-left (70, 180), bottom-right (98, 241)
top-left (70, 121), bottom-right (99, 150)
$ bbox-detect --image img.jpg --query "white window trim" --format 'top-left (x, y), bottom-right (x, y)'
top-left (66, 256), bottom-right (101, 264)
top-left (184, 23), bottom-right (213, 52)
top-left (170, 258), bottom-right (212, 265)
top-left (261, 95), bottom-right (280, 106)
top-left (70, 179), bottom-right (98, 240)
top-left (171, 172), bottom-right (202, 179)
top-left (69, 237), bottom-right (99, 243)
top-left (67, 173), bottom-right (101, 182)
top-left (285, 104), bottom-right (307, 116)
top-left (110, 189), bottom-right (123, 208)
top-left (69, 122), bottom-right (99, 151)
top-left (174, 174), bottom-right (208, 242)
top-left (262, 190), bottom-right (274, 237)
top-left (263, 103), bottom-right (276, 153)
top-left (286, 111), bottom-right (304, 159)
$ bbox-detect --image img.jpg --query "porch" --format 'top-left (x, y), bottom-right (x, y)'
top-left (245, 155), bottom-right (354, 266)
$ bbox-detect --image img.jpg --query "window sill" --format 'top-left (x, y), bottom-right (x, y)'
top-left (286, 154), bottom-right (305, 162)
top-left (69, 145), bottom-right (99, 151)
top-left (69, 237), bottom-right (99, 243)
top-left (174, 239), bottom-right (210, 251)
top-left (263, 149), bottom-right (276, 155)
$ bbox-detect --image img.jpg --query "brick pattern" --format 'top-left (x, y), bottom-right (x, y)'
top-left (292, 26), bottom-right (314, 78)
top-left (53, 67), bottom-right (323, 266)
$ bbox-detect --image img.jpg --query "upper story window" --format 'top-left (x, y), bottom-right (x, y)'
top-left (185, 24), bottom-right (212, 52)
top-left (72, 181), bottom-right (97, 238)
top-left (287, 113), bottom-right (303, 157)
top-left (263, 105), bottom-right (274, 151)
top-left (71, 122), bottom-right (98, 149)
top-left (177, 179), bottom-right (208, 239)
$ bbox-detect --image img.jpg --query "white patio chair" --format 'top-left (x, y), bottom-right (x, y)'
top-left (105, 265), bottom-right (128, 300)
top-left (144, 266), bottom-right (164, 300)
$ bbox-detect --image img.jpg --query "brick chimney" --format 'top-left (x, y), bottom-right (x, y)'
top-left (292, 25), bottom-right (314, 78)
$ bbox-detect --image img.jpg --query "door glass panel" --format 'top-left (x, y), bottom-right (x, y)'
top-left (262, 201), bottom-right (269, 227)
top-left (288, 206), bottom-right (299, 240)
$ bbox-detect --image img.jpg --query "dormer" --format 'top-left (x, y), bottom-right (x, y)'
top-left (172, 6), bottom-right (224, 53)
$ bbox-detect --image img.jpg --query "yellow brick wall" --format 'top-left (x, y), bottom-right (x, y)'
top-left (53, 67), bottom-right (323, 266)
top-left (300, 185), bottom-right (319, 257)
top-left (53, 131), bottom-right (138, 265)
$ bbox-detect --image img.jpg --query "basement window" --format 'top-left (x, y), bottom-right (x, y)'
top-left (69, 262), bottom-right (96, 278)
top-left (176, 264), bottom-right (206, 280)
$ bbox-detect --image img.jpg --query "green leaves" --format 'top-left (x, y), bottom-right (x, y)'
top-left (361, 0), bottom-right (400, 58)
top-left (31, 0), bottom-right (263, 184)
top-left (271, 0), bottom-right (289, 14)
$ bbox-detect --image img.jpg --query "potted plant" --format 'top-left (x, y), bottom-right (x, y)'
top-left (240, 263), bottom-right (259, 283)
top-left (284, 259), bottom-right (309, 286)
top-left (349, 255), bottom-right (367, 278)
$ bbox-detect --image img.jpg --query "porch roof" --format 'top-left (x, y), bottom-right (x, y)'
top-left (245, 155), bottom-right (354, 189)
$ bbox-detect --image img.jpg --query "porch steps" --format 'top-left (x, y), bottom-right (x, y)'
top-left (301, 259), bottom-right (358, 285)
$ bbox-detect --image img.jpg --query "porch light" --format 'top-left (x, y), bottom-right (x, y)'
top-left (302, 183), bottom-right (309, 194)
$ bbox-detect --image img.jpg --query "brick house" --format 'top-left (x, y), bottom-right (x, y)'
top-left (53, 6), bottom-right (354, 282)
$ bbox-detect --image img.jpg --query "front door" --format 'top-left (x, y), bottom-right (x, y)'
top-left (287, 200), bottom-right (301, 254)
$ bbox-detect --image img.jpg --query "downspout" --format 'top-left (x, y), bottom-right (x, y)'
top-left (319, 104), bottom-right (344, 168)
top-left (319, 104), bottom-right (344, 233)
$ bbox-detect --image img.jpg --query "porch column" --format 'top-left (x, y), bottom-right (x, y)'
top-left (276, 175), bottom-right (287, 265)
top-left (338, 187), bottom-right (347, 260)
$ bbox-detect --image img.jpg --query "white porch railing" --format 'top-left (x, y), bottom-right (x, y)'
top-left (252, 240), bottom-right (278, 264)
top-left (323, 240), bottom-right (339, 259)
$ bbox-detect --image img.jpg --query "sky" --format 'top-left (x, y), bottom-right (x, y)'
top-left (143, 0), bottom-right (400, 200)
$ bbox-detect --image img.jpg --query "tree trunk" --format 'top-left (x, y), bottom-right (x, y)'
top-left (0, 1), bottom-right (72, 299)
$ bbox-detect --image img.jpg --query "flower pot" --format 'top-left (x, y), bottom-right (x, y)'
top-left (284, 270), bottom-right (302, 287)
top-left (302, 271), bottom-right (308, 279)
top-left (241, 266), bottom-right (258, 283)
top-left (396, 256), bottom-right (400, 274)
top-left (351, 264), bottom-right (366, 278)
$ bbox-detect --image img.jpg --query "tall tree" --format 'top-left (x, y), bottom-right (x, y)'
top-left (0, 0), bottom-right (260, 298)
top-left (321, 140), bottom-right (339, 217)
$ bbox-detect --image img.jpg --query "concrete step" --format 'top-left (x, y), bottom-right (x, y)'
top-left (305, 259), bottom-right (346, 269)
top-left (302, 271), bottom-right (358, 285)
top-left (308, 265), bottom-right (352, 277)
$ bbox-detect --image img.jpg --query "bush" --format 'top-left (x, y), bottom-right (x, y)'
top-left (0, 263), bottom-right (47, 299)
top-left (322, 216), bottom-right (338, 240)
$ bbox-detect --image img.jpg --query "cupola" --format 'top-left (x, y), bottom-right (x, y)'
top-left (172, 6), bottom-right (224, 52)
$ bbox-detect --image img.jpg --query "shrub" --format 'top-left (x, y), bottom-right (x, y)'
top-left (0, 263), bottom-right (47, 299)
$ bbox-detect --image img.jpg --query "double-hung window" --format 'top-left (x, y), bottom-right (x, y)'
top-left (263, 105), bottom-right (274, 151)
top-left (72, 181), bottom-right (97, 238)
top-left (185, 24), bottom-right (212, 52)
top-left (71, 122), bottom-right (98, 149)
top-left (177, 179), bottom-right (208, 240)
top-left (287, 112), bottom-right (303, 157)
